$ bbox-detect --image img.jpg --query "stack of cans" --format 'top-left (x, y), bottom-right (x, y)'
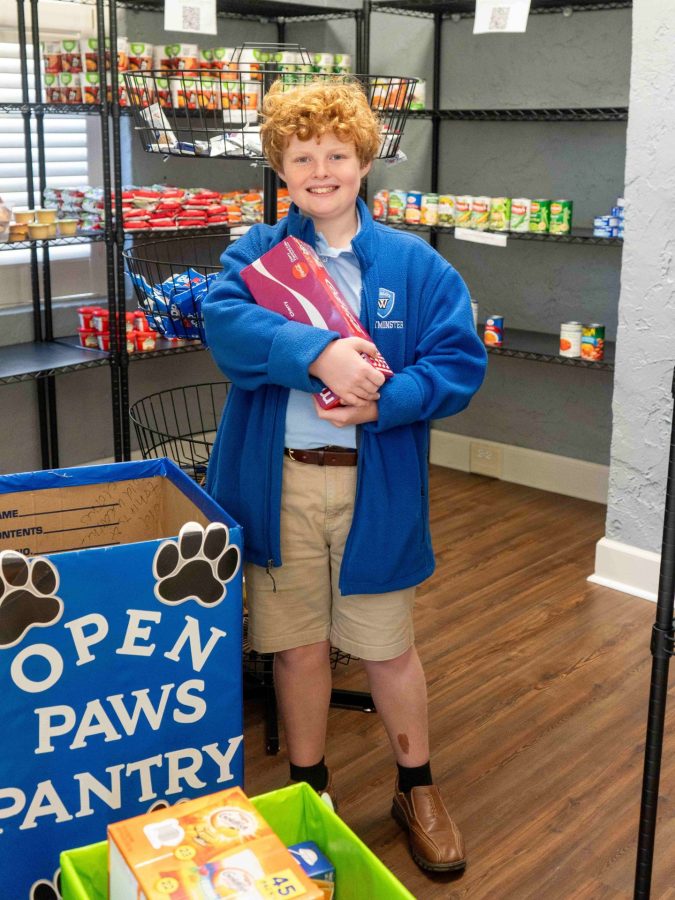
top-left (593, 197), bottom-right (624, 239)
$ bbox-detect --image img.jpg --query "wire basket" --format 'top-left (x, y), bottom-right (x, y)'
top-left (129, 382), bottom-right (230, 484)
top-left (123, 235), bottom-right (228, 343)
top-left (123, 46), bottom-right (417, 161)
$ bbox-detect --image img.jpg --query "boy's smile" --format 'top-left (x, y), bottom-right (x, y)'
top-left (278, 132), bottom-right (371, 246)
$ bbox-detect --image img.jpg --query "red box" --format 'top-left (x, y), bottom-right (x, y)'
top-left (240, 236), bottom-right (392, 408)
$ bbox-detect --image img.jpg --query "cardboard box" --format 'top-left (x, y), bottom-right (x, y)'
top-left (109, 786), bottom-right (323, 899)
top-left (0, 458), bottom-right (243, 899)
top-left (240, 236), bottom-right (393, 408)
top-left (61, 784), bottom-right (415, 900)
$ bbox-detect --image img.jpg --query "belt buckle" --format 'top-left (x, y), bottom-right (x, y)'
top-left (287, 448), bottom-right (297, 461)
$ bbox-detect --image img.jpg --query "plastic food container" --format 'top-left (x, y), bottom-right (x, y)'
top-left (134, 330), bottom-right (157, 352)
top-left (58, 219), bottom-right (78, 236)
top-left (77, 306), bottom-right (98, 329)
top-left (77, 327), bottom-right (98, 348)
top-left (96, 332), bottom-right (110, 351)
top-left (28, 222), bottom-right (50, 239)
top-left (36, 208), bottom-right (57, 224)
top-left (13, 209), bottom-right (35, 224)
top-left (8, 224), bottom-right (29, 242)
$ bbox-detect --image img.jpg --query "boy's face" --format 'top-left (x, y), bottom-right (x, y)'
top-left (278, 132), bottom-right (371, 235)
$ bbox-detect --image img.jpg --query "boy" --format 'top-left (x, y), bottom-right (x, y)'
top-left (203, 79), bottom-right (486, 873)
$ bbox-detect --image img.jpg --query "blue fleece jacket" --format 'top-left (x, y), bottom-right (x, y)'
top-left (203, 197), bottom-right (487, 595)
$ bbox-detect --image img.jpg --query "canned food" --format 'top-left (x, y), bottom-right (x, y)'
top-left (438, 194), bottom-right (456, 227)
top-left (410, 79), bottom-right (426, 110)
top-left (455, 195), bottom-right (473, 229)
top-left (529, 199), bottom-right (551, 233)
top-left (549, 200), bottom-right (573, 235)
top-left (581, 323), bottom-right (605, 361)
top-left (510, 198), bottom-right (531, 232)
top-left (484, 315), bottom-right (504, 347)
top-left (387, 189), bottom-right (407, 224)
top-left (471, 196), bottom-right (491, 231)
top-left (404, 191), bottom-right (423, 225)
top-left (489, 197), bottom-right (511, 232)
top-left (373, 190), bottom-right (388, 223)
top-left (559, 321), bottom-right (582, 358)
top-left (421, 193), bottom-right (439, 226)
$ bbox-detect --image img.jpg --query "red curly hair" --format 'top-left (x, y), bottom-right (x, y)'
top-left (260, 78), bottom-right (381, 173)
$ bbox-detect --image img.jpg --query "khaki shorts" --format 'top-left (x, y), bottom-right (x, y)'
top-left (245, 455), bottom-right (416, 661)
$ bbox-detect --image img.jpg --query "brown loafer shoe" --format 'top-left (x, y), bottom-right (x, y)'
top-left (286, 772), bottom-right (338, 813)
top-left (392, 781), bottom-right (466, 873)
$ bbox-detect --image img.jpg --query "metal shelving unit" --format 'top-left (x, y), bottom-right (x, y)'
top-left (369, 0), bottom-right (627, 369)
top-left (3, 0), bottom-right (366, 468)
top-left (3, 0), bottom-right (121, 469)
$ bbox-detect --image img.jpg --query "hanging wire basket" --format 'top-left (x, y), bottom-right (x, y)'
top-left (128, 382), bottom-right (230, 484)
top-left (123, 234), bottom-right (228, 344)
top-left (123, 43), bottom-right (417, 161)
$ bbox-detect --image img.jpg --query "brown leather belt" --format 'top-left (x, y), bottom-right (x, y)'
top-left (285, 446), bottom-right (358, 467)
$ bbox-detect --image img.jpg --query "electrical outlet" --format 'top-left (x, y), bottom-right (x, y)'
top-left (469, 442), bottom-right (503, 478)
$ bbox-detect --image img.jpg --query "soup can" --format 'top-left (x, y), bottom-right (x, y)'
top-left (484, 315), bottom-right (504, 347)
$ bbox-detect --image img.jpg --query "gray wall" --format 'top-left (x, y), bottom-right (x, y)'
top-left (605, 0), bottom-right (675, 552)
top-left (367, 7), bottom-right (631, 465)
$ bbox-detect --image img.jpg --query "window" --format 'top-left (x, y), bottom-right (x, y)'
top-left (0, 40), bottom-right (103, 307)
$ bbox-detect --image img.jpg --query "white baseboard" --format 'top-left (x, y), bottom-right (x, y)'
top-left (429, 429), bottom-right (609, 504)
top-left (588, 537), bottom-right (660, 602)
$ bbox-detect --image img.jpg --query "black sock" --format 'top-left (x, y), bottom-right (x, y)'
top-left (397, 761), bottom-right (433, 794)
top-left (289, 757), bottom-right (329, 793)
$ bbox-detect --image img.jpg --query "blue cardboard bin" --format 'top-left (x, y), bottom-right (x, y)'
top-left (0, 459), bottom-right (243, 899)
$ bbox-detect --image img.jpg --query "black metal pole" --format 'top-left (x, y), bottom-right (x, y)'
top-left (95, 0), bottom-right (123, 463)
top-left (107, 0), bottom-right (130, 461)
top-left (634, 367), bottom-right (675, 898)
top-left (17, 0), bottom-right (50, 468)
top-left (30, 0), bottom-right (59, 469)
top-left (430, 11), bottom-right (441, 252)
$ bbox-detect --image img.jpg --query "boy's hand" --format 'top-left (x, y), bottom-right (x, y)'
top-left (309, 337), bottom-right (385, 407)
top-left (313, 397), bottom-right (379, 426)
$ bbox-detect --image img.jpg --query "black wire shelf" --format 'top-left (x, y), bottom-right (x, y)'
top-left (0, 338), bottom-right (110, 384)
top-left (479, 327), bottom-right (615, 370)
top-left (439, 107), bottom-right (628, 122)
top-left (389, 223), bottom-right (623, 245)
top-left (0, 233), bottom-right (106, 251)
top-left (123, 223), bottom-right (235, 241)
top-left (372, 0), bottom-right (631, 17)
top-left (62, 333), bottom-right (207, 362)
top-left (114, 0), bottom-right (360, 18)
top-left (478, 324), bottom-right (616, 372)
top-left (0, 101), bottom-right (107, 116)
top-left (408, 108), bottom-right (628, 121)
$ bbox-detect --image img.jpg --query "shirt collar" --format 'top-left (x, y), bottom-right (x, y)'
top-left (315, 208), bottom-right (362, 259)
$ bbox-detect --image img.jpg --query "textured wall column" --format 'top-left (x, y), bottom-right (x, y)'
top-left (601, 1), bottom-right (675, 577)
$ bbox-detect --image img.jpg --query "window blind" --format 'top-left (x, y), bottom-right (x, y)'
top-left (0, 41), bottom-right (91, 268)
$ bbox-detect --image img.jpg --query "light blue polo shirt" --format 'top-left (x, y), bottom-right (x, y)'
top-left (284, 216), bottom-right (362, 450)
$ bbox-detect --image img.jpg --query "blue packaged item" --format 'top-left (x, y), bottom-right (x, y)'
top-left (159, 267), bottom-right (207, 302)
top-left (288, 841), bottom-right (335, 897)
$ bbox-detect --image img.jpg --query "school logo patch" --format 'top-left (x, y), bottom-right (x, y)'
top-left (377, 288), bottom-right (395, 319)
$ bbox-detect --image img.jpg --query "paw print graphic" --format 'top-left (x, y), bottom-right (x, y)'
top-left (0, 551), bottom-right (63, 649)
top-left (30, 869), bottom-right (61, 900)
top-left (153, 521), bottom-right (240, 607)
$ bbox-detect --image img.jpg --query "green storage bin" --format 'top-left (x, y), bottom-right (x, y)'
top-left (61, 783), bottom-right (414, 899)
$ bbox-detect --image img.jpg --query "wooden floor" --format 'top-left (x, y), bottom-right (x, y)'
top-left (243, 465), bottom-right (673, 899)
